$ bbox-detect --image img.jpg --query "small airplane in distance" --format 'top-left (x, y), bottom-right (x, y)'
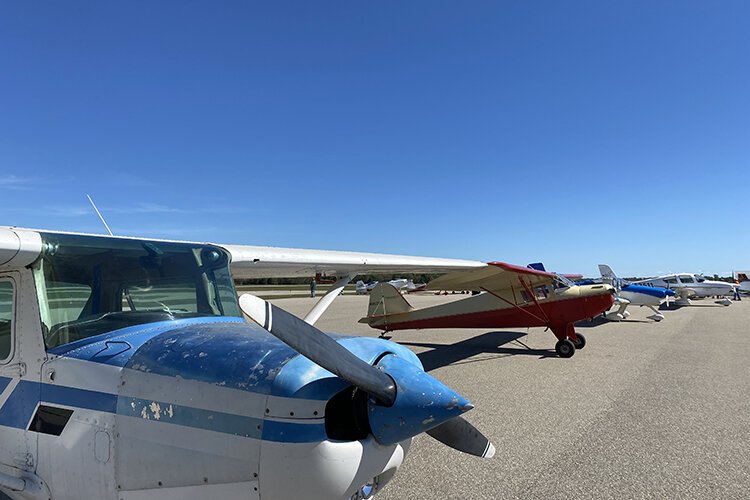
top-left (355, 279), bottom-right (411, 295)
top-left (0, 226), bottom-right (494, 500)
top-left (404, 279), bottom-right (428, 293)
top-left (733, 271), bottom-right (750, 294)
top-left (360, 263), bottom-right (615, 358)
top-left (634, 272), bottom-right (736, 306)
top-left (597, 265), bottom-right (676, 321)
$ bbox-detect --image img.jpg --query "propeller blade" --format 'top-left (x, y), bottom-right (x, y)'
top-left (426, 416), bottom-right (496, 459)
top-left (239, 293), bottom-right (397, 406)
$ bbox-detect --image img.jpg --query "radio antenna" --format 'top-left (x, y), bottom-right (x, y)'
top-left (86, 194), bottom-right (114, 236)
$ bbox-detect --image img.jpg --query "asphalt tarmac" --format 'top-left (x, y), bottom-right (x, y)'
top-left (273, 293), bottom-right (750, 500)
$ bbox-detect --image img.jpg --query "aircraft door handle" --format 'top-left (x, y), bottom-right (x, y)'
top-left (0, 362), bottom-right (26, 377)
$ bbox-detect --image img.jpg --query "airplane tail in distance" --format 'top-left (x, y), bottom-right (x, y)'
top-left (598, 264), bottom-right (617, 280)
top-left (366, 283), bottom-right (414, 318)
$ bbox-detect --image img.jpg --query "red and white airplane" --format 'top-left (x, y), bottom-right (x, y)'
top-left (360, 263), bottom-right (615, 358)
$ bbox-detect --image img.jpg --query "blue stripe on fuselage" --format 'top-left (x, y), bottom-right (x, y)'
top-left (117, 396), bottom-right (326, 443)
top-left (41, 383), bottom-right (118, 414)
top-left (0, 380), bottom-right (39, 429)
top-left (0, 376), bottom-right (11, 394)
top-left (622, 284), bottom-right (672, 299)
top-left (0, 380), bottom-right (326, 443)
top-left (0, 380), bottom-right (118, 430)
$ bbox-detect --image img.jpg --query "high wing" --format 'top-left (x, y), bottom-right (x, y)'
top-left (426, 262), bottom-right (557, 292)
top-left (223, 244), bottom-right (485, 279)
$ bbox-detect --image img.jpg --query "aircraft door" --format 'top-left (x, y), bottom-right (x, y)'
top-left (0, 272), bottom-right (38, 477)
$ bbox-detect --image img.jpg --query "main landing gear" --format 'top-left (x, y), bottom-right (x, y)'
top-left (571, 333), bottom-right (586, 349)
top-left (555, 339), bottom-right (575, 358)
top-left (551, 324), bottom-right (585, 358)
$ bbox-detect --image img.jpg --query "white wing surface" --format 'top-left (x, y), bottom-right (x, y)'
top-left (223, 244), bottom-right (485, 279)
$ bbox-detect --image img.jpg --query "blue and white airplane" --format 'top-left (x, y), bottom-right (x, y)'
top-left (633, 271), bottom-right (735, 306)
top-left (598, 265), bottom-right (676, 321)
top-left (0, 226), bottom-right (493, 500)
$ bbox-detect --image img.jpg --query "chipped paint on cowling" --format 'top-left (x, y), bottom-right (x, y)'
top-left (368, 353), bottom-right (472, 446)
top-left (149, 401), bottom-right (161, 420)
top-left (116, 396), bottom-right (327, 442)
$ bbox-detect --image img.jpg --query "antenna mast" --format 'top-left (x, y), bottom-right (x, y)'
top-left (86, 194), bottom-right (114, 236)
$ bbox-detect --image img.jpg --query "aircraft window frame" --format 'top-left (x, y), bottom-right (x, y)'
top-left (678, 275), bottom-right (694, 284)
top-left (664, 277), bottom-right (678, 285)
top-left (553, 274), bottom-right (575, 289)
top-left (32, 233), bottom-right (242, 350)
top-left (0, 278), bottom-right (15, 364)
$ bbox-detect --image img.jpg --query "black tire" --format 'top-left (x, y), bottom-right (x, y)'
top-left (555, 339), bottom-right (576, 358)
top-left (571, 333), bottom-right (586, 350)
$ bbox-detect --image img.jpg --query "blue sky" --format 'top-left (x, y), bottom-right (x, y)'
top-left (1, 1), bottom-right (747, 277)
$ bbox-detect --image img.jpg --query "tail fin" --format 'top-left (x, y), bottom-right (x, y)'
top-left (598, 264), bottom-right (617, 280)
top-left (365, 283), bottom-right (414, 319)
top-left (598, 264), bottom-right (622, 291)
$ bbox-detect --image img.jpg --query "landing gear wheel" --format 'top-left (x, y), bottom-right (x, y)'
top-left (570, 333), bottom-right (586, 350)
top-left (555, 339), bottom-right (576, 358)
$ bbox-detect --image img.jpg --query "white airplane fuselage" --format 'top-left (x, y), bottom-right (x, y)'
top-left (618, 288), bottom-right (664, 307)
top-left (636, 274), bottom-right (735, 301)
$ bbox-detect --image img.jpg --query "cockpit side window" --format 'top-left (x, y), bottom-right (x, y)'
top-left (664, 277), bottom-right (678, 285)
top-left (0, 280), bottom-right (14, 363)
top-left (678, 275), bottom-right (694, 284)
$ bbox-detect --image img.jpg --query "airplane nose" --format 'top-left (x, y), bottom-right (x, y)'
top-left (368, 353), bottom-right (473, 446)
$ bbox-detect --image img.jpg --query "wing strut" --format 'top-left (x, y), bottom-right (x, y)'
top-left (480, 286), bottom-right (549, 325)
top-left (516, 276), bottom-right (551, 324)
top-left (303, 272), bottom-right (357, 326)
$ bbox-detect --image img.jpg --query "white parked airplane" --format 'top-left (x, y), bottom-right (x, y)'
top-left (733, 271), bottom-right (750, 294)
top-left (598, 265), bottom-right (676, 321)
top-left (354, 279), bottom-right (409, 295)
top-left (0, 226), bottom-right (492, 500)
top-left (634, 272), bottom-right (736, 306)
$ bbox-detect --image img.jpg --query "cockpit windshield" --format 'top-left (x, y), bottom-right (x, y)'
top-left (695, 275), bottom-right (706, 283)
top-left (34, 232), bottom-right (241, 349)
top-left (553, 273), bottom-right (576, 289)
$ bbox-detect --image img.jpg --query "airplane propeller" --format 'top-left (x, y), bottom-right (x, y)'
top-left (239, 293), bottom-right (495, 459)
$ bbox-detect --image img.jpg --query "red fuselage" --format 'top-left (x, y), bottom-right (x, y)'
top-left (378, 292), bottom-right (614, 332)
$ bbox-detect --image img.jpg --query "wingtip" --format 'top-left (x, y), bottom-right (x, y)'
top-left (483, 442), bottom-right (496, 459)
